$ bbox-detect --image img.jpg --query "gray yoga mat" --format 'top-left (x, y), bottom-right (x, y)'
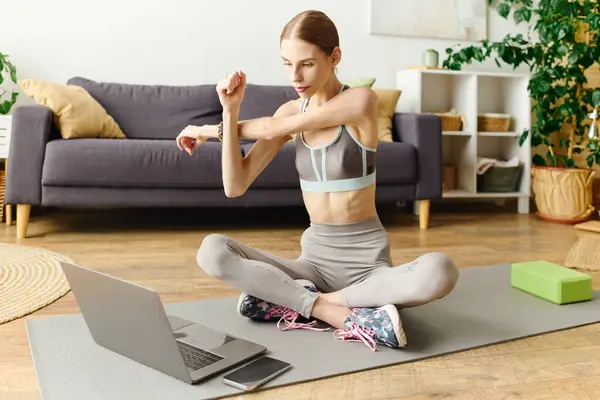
top-left (27, 263), bottom-right (600, 400)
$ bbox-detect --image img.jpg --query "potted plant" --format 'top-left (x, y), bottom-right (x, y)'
top-left (0, 51), bottom-right (19, 115)
top-left (443, 0), bottom-right (600, 223)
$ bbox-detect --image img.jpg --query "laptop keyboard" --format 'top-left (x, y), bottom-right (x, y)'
top-left (176, 341), bottom-right (224, 370)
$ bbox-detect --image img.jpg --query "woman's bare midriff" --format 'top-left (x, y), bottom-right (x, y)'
top-left (302, 185), bottom-right (378, 223)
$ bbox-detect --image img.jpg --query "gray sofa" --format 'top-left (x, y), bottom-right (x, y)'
top-left (5, 77), bottom-right (442, 238)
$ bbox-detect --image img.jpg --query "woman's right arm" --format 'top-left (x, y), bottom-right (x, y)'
top-left (221, 100), bottom-right (298, 197)
top-left (215, 71), bottom-right (299, 198)
top-left (220, 107), bottom-right (244, 198)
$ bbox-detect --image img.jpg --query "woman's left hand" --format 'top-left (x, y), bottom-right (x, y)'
top-left (176, 125), bottom-right (214, 155)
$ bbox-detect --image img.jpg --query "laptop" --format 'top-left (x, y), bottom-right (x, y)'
top-left (60, 261), bottom-right (267, 384)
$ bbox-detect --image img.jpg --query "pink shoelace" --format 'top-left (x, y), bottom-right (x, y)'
top-left (333, 322), bottom-right (378, 351)
top-left (275, 309), bottom-right (330, 332)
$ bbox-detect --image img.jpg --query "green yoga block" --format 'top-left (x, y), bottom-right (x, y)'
top-left (511, 260), bottom-right (593, 304)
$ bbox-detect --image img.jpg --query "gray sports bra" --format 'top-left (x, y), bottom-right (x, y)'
top-left (294, 84), bottom-right (377, 193)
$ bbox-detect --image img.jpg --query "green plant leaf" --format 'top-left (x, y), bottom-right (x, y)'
top-left (473, 47), bottom-right (484, 62)
top-left (533, 154), bottom-right (546, 166)
top-left (559, 138), bottom-right (567, 148)
top-left (538, 80), bottom-right (551, 93)
top-left (568, 52), bottom-right (579, 65)
top-left (555, 85), bottom-right (568, 97)
top-left (547, 150), bottom-right (558, 166)
top-left (0, 101), bottom-right (12, 115)
top-left (557, 26), bottom-right (569, 40)
top-left (519, 128), bottom-right (530, 146)
top-left (587, 154), bottom-right (595, 168)
top-left (498, 3), bottom-right (511, 18)
top-left (514, 8), bottom-right (525, 24)
top-left (566, 158), bottom-right (575, 168)
top-left (593, 90), bottom-right (600, 107)
top-left (557, 44), bottom-right (570, 56)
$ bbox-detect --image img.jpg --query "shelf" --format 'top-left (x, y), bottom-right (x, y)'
top-left (442, 189), bottom-right (473, 198)
top-left (0, 116), bottom-right (12, 159)
top-left (474, 191), bottom-right (528, 198)
top-left (443, 131), bottom-right (471, 136)
top-left (477, 135), bottom-right (527, 161)
top-left (442, 135), bottom-right (475, 194)
top-left (396, 69), bottom-right (531, 214)
top-left (443, 131), bottom-right (522, 137)
top-left (477, 75), bottom-right (530, 134)
top-left (412, 69), bottom-right (530, 78)
top-left (443, 190), bottom-right (528, 198)
top-left (478, 131), bottom-right (520, 137)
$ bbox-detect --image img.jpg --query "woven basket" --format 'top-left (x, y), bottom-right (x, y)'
top-left (433, 113), bottom-right (463, 131)
top-left (478, 113), bottom-right (510, 132)
top-left (565, 233), bottom-right (600, 271)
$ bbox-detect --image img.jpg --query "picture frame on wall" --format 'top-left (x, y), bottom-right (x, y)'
top-left (369, 0), bottom-right (488, 41)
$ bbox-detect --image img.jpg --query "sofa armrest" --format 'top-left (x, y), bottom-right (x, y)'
top-left (6, 104), bottom-right (55, 205)
top-left (392, 113), bottom-right (442, 200)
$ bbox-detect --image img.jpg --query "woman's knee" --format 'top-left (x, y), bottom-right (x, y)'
top-left (196, 233), bottom-right (232, 280)
top-left (417, 252), bottom-right (459, 296)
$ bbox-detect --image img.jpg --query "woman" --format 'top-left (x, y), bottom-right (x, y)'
top-left (176, 10), bottom-right (459, 351)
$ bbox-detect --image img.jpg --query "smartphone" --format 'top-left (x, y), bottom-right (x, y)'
top-left (222, 356), bottom-right (291, 391)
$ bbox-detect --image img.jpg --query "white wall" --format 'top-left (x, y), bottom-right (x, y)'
top-left (1, 0), bottom-right (529, 104)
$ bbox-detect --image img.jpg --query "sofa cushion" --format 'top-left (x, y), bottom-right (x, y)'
top-left (238, 84), bottom-right (299, 121)
top-left (240, 140), bottom-right (417, 189)
top-left (67, 77), bottom-right (222, 140)
top-left (373, 89), bottom-right (402, 142)
top-left (42, 139), bottom-right (244, 189)
top-left (19, 79), bottom-right (126, 140)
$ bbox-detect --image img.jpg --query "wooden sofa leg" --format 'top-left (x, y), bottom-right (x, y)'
top-left (17, 204), bottom-right (31, 239)
top-left (418, 200), bottom-right (430, 230)
top-left (5, 204), bottom-right (12, 225)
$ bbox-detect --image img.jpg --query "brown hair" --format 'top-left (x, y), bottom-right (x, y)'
top-left (280, 10), bottom-right (340, 56)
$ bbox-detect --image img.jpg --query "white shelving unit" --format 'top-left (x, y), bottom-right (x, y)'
top-left (396, 69), bottom-right (531, 214)
top-left (0, 115), bottom-right (12, 159)
top-left (1, 115), bottom-right (12, 225)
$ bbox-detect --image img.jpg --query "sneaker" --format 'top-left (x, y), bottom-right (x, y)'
top-left (333, 304), bottom-right (407, 351)
top-left (237, 279), bottom-right (328, 332)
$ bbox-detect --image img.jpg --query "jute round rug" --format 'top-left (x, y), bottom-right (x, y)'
top-left (0, 243), bottom-right (74, 324)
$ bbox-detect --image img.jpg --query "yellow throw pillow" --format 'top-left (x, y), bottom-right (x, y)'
top-left (19, 79), bottom-right (125, 139)
top-left (373, 88), bottom-right (402, 142)
top-left (343, 77), bottom-right (376, 88)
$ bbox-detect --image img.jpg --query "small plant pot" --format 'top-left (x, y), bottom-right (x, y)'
top-left (532, 166), bottom-right (597, 224)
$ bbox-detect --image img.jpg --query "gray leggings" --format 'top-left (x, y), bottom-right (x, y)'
top-left (196, 216), bottom-right (459, 319)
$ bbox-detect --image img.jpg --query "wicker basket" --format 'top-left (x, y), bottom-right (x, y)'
top-left (477, 163), bottom-right (523, 192)
top-left (443, 165), bottom-right (456, 192)
top-left (433, 112), bottom-right (463, 131)
top-left (478, 113), bottom-right (510, 132)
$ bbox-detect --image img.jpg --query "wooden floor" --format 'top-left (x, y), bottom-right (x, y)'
top-left (1, 204), bottom-right (599, 400)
